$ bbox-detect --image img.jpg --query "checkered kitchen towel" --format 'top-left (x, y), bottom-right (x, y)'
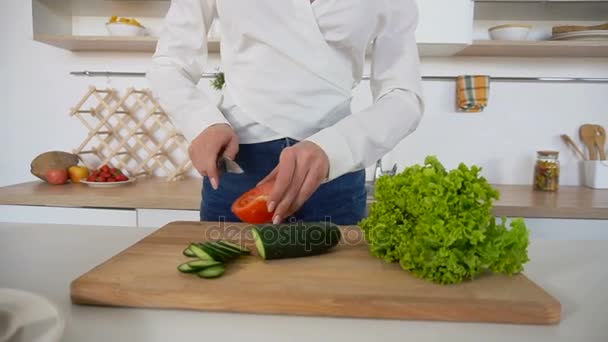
top-left (456, 75), bottom-right (491, 113)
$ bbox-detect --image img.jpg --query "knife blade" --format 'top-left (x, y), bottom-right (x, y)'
top-left (217, 155), bottom-right (244, 175)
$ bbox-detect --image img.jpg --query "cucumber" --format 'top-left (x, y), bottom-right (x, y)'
top-left (208, 242), bottom-right (242, 259)
top-left (251, 222), bottom-right (342, 260)
top-left (188, 244), bottom-right (214, 261)
top-left (197, 265), bottom-right (226, 279)
top-left (177, 260), bottom-right (221, 273)
top-left (183, 246), bottom-right (196, 257)
top-left (218, 240), bottom-right (250, 255)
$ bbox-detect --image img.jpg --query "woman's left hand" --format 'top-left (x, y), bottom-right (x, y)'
top-left (258, 141), bottom-right (329, 224)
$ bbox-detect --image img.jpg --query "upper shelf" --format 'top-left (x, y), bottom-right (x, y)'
top-left (33, 34), bottom-right (220, 53)
top-left (457, 39), bottom-right (608, 57)
top-left (34, 34), bottom-right (608, 58)
top-left (474, 0), bottom-right (608, 20)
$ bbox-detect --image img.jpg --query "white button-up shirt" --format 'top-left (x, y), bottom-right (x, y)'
top-left (147, 0), bottom-right (424, 181)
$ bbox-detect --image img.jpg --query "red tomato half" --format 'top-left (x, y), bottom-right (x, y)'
top-left (231, 181), bottom-right (275, 224)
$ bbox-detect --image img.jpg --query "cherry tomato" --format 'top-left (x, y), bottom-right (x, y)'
top-left (115, 174), bottom-right (129, 182)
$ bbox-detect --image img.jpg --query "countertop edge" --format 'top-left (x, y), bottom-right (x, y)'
top-left (1, 180), bottom-right (607, 220)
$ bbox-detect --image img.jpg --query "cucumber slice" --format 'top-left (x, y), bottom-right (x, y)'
top-left (188, 244), bottom-right (214, 261)
top-left (252, 222), bottom-right (342, 260)
top-left (187, 260), bottom-right (221, 269)
top-left (208, 242), bottom-right (242, 258)
top-left (198, 243), bottom-right (229, 262)
top-left (201, 243), bottom-right (238, 262)
top-left (218, 240), bottom-right (250, 255)
top-left (177, 260), bottom-right (221, 273)
top-left (183, 246), bottom-right (196, 257)
top-left (178, 263), bottom-right (195, 273)
top-left (197, 265), bottom-right (225, 279)
top-left (197, 243), bottom-right (223, 262)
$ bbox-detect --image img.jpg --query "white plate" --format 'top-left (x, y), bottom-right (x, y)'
top-left (552, 30), bottom-right (608, 41)
top-left (80, 178), bottom-right (136, 188)
top-left (0, 288), bottom-right (64, 342)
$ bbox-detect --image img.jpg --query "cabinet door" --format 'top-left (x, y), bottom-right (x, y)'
top-left (516, 218), bottom-right (608, 240)
top-left (137, 209), bottom-right (200, 228)
top-left (0, 205), bottom-right (137, 227)
top-left (415, 0), bottom-right (474, 56)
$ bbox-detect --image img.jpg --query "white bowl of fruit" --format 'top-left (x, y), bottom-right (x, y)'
top-left (80, 165), bottom-right (135, 187)
top-left (105, 16), bottom-right (146, 37)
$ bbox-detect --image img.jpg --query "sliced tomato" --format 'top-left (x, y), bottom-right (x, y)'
top-left (231, 181), bottom-right (275, 224)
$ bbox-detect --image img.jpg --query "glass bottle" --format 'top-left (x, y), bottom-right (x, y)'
top-left (533, 151), bottom-right (560, 192)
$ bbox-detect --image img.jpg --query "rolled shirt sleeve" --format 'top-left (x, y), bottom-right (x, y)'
top-left (306, 0), bottom-right (424, 181)
top-left (146, 0), bottom-right (229, 142)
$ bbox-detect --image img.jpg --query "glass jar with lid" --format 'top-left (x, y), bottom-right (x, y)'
top-left (533, 151), bottom-right (560, 192)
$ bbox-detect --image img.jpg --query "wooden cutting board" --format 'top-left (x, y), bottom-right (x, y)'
top-left (71, 221), bottom-right (561, 325)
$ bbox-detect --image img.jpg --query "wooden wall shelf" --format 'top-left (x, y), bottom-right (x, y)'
top-left (457, 40), bottom-right (608, 57)
top-left (34, 34), bottom-right (220, 53)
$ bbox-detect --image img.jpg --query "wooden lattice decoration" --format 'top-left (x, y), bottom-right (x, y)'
top-left (70, 86), bottom-right (193, 181)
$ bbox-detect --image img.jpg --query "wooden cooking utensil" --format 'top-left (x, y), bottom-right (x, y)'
top-left (580, 124), bottom-right (599, 160)
top-left (560, 134), bottom-right (586, 160)
top-left (595, 125), bottom-right (606, 160)
top-left (552, 22), bottom-right (608, 35)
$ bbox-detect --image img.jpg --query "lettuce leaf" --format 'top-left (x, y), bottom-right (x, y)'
top-left (360, 156), bottom-right (530, 285)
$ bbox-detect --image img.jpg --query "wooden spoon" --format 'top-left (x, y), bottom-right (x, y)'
top-left (580, 124), bottom-right (599, 160)
top-left (595, 125), bottom-right (607, 160)
top-left (560, 134), bottom-right (586, 160)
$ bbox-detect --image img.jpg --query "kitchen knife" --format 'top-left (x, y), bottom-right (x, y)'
top-left (217, 155), bottom-right (244, 175)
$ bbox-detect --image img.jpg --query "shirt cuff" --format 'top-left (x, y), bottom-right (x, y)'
top-left (305, 128), bottom-right (355, 182)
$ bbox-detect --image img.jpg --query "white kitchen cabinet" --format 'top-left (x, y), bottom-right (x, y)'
top-left (1, 204), bottom-right (607, 240)
top-left (0, 205), bottom-right (137, 227)
top-left (136, 209), bottom-right (200, 228)
top-left (515, 218), bottom-right (608, 241)
top-left (415, 0), bottom-right (474, 56)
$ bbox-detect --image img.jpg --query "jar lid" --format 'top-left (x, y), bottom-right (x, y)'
top-left (537, 150), bottom-right (559, 156)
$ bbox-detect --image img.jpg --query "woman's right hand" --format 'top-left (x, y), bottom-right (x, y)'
top-left (188, 123), bottom-right (239, 190)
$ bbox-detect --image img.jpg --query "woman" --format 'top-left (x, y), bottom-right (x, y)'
top-left (147, 0), bottom-right (424, 225)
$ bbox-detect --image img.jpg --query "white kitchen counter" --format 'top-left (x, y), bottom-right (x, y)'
top-left (0, 222), bottom-right (607, 342)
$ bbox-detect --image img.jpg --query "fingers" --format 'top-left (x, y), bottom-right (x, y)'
top-left (205, 155), bottom-right (220, 190)
top-left (272, 166), bottom-right (309, 224)
top-left (188, 125), bottom-right (239, 190)
top-left (189, 143), bottom-right (220, 189)
top-left (270, 144), bottom-right (326, 224)
top-left (223, 135), bottom-right (240, 161)
top-left (267, 148), bottom-right (296, 216)
top-left (286, 167), bottom-right (322, 217)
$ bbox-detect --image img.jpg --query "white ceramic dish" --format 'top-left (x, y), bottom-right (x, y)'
top-left (0, 288), bottom-right (64, 342)
top-left (489, 24), bottom-right (532, 41)
top-left (552, 30), bottom-right (608, 41)
top-left (105, 22), bottom-right (145, 37)
top-left (80, 178), bottom-right (136, 188)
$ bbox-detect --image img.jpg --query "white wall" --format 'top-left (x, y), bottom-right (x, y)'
top-left (1, 0), bottom-right (607, 188)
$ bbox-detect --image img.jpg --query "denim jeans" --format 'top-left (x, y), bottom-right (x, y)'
top-left (201, 138), bottom-right (366, 225)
